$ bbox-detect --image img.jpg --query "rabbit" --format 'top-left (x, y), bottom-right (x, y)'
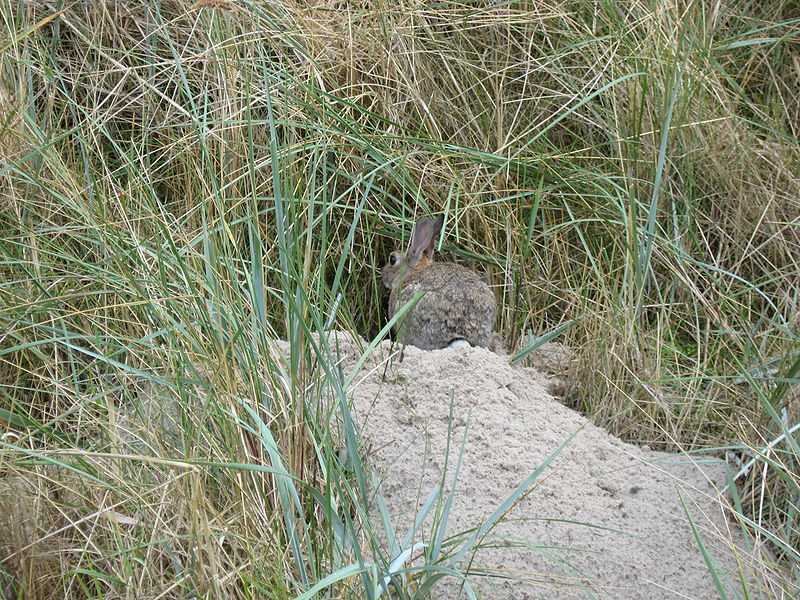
top-left (382, 215), bottom-right (496, 350)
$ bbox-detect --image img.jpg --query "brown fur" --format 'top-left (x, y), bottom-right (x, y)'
top-left (382, 217), bottom-right (496, 350)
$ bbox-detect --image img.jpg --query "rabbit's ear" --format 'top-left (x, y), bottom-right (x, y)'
top-left (408, 217), bottom-right (435, 268)
top-left (425, 215), bottom-right (444, 258)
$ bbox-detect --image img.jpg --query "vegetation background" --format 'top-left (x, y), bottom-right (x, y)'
top-left (0, 0), bottom-right (797, 597)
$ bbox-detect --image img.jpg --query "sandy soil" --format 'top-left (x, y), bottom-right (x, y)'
top-left (326, 333), bottom-right (779, 599)
top-left (0, 333), bottom-right (782, 598)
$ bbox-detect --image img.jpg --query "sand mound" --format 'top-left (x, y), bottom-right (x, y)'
top-left (328, 333), bottom-right (778, 599)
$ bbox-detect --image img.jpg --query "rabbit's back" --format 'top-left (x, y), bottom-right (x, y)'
top-left (388, 262), bottom-right (495, 350)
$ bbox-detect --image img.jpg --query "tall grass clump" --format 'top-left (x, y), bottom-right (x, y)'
top-left (0, 0), bottom-right (798, 597)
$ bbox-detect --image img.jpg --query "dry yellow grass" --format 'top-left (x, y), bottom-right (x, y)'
top-left (1, 0), bottom-right (798, 597)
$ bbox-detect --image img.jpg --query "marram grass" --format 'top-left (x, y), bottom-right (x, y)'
top-left (0, 0), bottom-right (798, 597)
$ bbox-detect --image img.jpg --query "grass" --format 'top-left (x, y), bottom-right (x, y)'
top-left (0, 0), bottom-right (798, 597)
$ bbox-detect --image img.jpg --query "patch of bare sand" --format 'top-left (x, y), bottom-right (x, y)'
top-left (327, 333), bottom-right (780, 599)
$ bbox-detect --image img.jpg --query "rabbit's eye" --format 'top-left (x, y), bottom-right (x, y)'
top-left (389, 254), bottom-right (398, 266)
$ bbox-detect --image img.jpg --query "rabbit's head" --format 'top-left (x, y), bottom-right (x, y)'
top-left (382, 215), bottom-right (444, 290)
